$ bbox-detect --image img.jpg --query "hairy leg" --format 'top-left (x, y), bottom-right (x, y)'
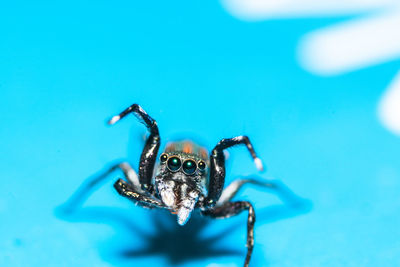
top-left (206, 136), bottom-right (263, 207)
top-left (202, 201), bottom-right (256, 267)
top-left (114, 179), bottom-right (165, 209)
top-left (108, 103), bottom-right (160, 193)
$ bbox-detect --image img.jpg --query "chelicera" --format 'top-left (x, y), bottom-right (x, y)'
top-left (66, 103), bottom-right (292, 267)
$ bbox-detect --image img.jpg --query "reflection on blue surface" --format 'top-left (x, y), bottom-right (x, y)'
top-left (1, 1), bottom-right (400, 266)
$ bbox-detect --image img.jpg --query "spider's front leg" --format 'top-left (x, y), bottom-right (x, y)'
top-left (202, 201), bottom-right (255, 267)
top-left (114, 179), bottom-right (165, 209)
top-left (201, 136), bottom-right (263, 266)
top-left (108, 104), bottom-right (160, 194)
top-left (205, 136), bottom-right (263, 206)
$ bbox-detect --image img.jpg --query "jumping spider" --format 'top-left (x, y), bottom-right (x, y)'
top-left (65, 103), bottom-right (296, 267)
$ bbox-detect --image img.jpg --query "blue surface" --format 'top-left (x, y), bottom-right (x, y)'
top-left (1, 1), bottom-right (400, 266)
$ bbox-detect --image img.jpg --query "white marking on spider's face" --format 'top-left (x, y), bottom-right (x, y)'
top-left (158, 180), bottom-right (176, 207)
top-left (177, 208), bottom-right (190, 225)
top-left (189, 191), bottom-right (199, 199)
top-left (172, 172), bottom-right (186, 182)
top-left (182, 199), bottom-right (192, 207)
top-left (177, 190), bottom-right (199, 226)
top-left (160, 190), bottom-right (175, 207)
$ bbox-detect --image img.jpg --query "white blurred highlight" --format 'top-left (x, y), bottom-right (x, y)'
top-left (221, 0), bottom-right (396, 20)
top-left (221, 0), bottom-right (400, 136)
top-left (298, 11), bottom-right (400, 75)
top-left (378, 72), bottom-right (400, 136)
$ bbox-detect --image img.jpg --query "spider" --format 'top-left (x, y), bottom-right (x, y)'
top-left (64, 103), bottom-right (297, 267)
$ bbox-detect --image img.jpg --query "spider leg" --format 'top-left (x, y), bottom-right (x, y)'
top-left (114, 179), bottom-right (165, 209)
top-left (61, 162), bottom-right (143, 213)
top-left (108, 104), bottom-right (160, 194)
top-left (206, 136), bottom-right (263, 206)
top-left (202, 201), bottom-right (255, 267)
top-left (216, 178), bottom-right (277, 206)
top-left (216, 176), bottom-right (304, 206)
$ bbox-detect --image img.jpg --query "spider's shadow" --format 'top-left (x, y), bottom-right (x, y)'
top-left (56, 183), bottom-right (311, 266)
top-left (118, 210), bottom-right (242, 264)
top-left (57, 206), bottom-right (242, 265)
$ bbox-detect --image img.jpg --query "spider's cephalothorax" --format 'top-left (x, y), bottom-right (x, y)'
top-left (155, 141), bottom-right (209, 225)
top-left (67, 103), bottom-right (300, 267)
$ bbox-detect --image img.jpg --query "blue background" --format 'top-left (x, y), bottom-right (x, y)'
top-left (1, 1), bottom-right (400, 266)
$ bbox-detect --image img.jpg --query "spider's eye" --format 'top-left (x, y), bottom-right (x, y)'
top-left (167, 156), bottom-right (181, 171)
top-left (182, 159), bottom-right (197, 175)
top-left (160, 153), bottom-right (168, 163)
top-left (198, 160), bottom-right (206, 171)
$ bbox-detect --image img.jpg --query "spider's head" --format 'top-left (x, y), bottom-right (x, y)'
top-left (155, 141), bottom-right (208, 225)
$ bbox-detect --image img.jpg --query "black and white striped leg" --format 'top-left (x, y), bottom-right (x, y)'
top-left (108, 104), bottom-right (161, 193)
top-left (114, 179), bottom-right (165, 209)
top-left (206, 136), bottom-right (264, 206)
top-left (61, 162), bottom-right (142, 213)
top-left (202, 201), bottom-right (256, 267)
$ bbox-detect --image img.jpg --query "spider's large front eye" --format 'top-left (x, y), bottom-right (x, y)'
top-left (182, 159), bottom-right (197, 175)
top-left (167, 156), bottom-right (181, 172)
